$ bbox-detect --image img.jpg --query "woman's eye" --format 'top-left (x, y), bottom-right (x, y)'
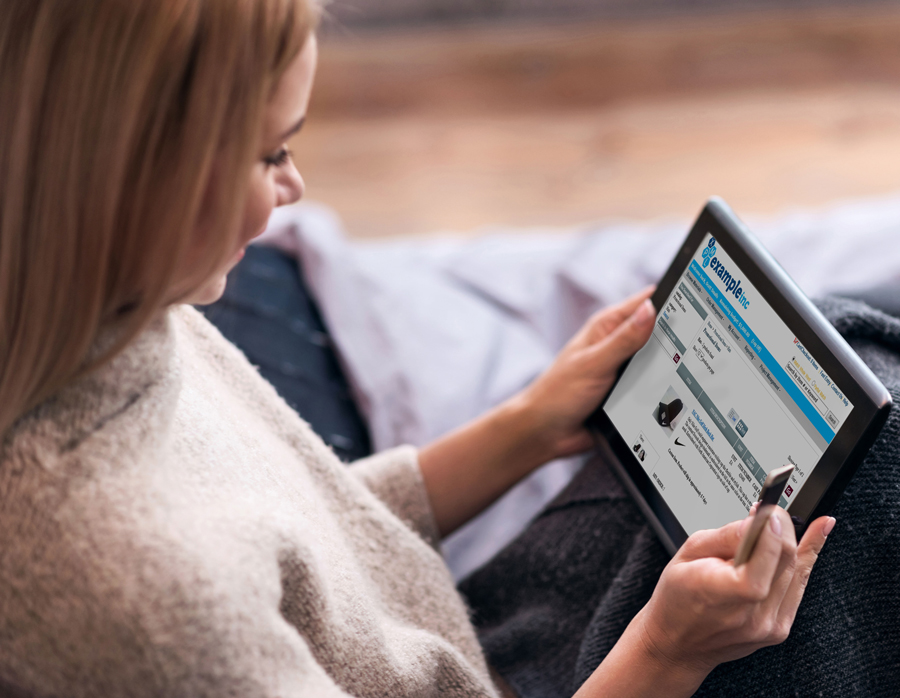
top-left (264, 147), bottom-right (293, 169)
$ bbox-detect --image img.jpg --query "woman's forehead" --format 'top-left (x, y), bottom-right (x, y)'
top-left (264, 35), bottom-right (318, 143)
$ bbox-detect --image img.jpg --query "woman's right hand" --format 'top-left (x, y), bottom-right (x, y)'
top-left (637, 507), bottom-right (833, 678)
top-left (577, 507), bottom-right (833, 698)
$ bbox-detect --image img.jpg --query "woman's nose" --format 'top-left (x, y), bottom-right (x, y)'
top-left (277, 161), bottom-right (304, 207)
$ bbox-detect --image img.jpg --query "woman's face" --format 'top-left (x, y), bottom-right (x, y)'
top-left (188, 35), bottom-right (318, 305)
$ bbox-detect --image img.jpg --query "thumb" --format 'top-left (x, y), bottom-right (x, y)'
top-left (586, 298), bottom-right (656, 370)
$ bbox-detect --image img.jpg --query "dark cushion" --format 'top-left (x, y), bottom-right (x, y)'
top-left (199, 245), bottom-right (372, 462)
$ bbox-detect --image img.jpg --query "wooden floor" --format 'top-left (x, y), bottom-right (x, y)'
top-left (295, 6), bottom-right (900, 238)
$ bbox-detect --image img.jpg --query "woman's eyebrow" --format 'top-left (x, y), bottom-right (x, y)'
top-left (278, 116), bottom-right (306, 141)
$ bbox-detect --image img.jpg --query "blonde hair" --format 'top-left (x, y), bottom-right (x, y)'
top-left (0, 0), bottom-right (317, 436)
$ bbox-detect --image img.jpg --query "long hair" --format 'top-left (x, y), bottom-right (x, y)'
top-left (0, 0), bottom-right (317, 436)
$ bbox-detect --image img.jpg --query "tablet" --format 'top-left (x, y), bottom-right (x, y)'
top-left (586, 198), bottom-right (892, 555)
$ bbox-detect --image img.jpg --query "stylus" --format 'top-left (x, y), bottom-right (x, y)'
top-left (733, 465), bottom-right (794, 567)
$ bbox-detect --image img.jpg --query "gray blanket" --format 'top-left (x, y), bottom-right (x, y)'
top-left (459, 296), bottom-right (900, 698)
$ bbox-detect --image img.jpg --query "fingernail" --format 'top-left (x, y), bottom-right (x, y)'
top-left (824, 517), bottom-right (836, 536)
top-left (770, 513), bottom-right (782, 536)
top-left (634, 299), bottom-right (655, 327)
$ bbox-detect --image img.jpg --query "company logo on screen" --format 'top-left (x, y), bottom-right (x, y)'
top-left (704, 236), bottom-right (751, 310)
top-left (702, 238), bottom-right (717, 268)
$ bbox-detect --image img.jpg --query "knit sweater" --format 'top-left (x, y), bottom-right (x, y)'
top-left (0, 306), bottom-right (499, 698)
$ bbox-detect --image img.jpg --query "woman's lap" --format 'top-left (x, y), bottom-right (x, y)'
top-left (458, 456), bottom-right (664, 698)
top-left (461, 299), bottom-right (900, 698)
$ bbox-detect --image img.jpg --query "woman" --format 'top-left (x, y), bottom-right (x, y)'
top-left (0, 1), bottom-right (832, 696)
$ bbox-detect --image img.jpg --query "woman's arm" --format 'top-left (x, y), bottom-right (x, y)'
top-left (417, 286), bottom-right (833, 697)
top-left (575, 508), bottom-right (833, 698)
top-left (418, 288), bottom-right (656, 537)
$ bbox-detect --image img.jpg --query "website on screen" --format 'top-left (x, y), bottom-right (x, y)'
top-left (604, 235), bottom-right (854, 533)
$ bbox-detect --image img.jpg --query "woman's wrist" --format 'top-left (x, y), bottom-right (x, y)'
top-left (632, 607), bottom-right (713, 689)
top-left (576, 608), bottom-right (710, 698)
top-left (498, 392), bottom-right (566, 470)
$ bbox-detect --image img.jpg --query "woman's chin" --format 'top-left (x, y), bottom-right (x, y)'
top-left (178, 245), bottom-right (247, 306)
top-left (186, 274), bottom-right (229, 306)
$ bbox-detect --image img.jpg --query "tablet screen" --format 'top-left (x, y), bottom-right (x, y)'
top-left (604, 233), bottom-right (855, 534)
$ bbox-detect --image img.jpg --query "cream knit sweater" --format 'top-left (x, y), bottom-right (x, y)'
top-left (0, 306), bottom-right (499, 697)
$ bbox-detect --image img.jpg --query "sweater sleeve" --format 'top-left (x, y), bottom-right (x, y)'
top-left (1, 523), bottom-right (377, 698)
top-left (349, 445), bottom-right (441, 549)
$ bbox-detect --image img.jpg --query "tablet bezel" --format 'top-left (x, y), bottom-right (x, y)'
top-left (586, 198), bottom-right (892, 555)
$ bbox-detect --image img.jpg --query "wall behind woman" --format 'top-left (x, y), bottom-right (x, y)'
top-left (298, 3), bottom-right (900, 237)
top-left (326, 0), bottom-right (893, 27)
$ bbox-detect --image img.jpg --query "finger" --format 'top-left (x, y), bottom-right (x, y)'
top-left (774, 516), bottom-right (834, 629)
top-left (578, 287), bottom-right (655, 347)
top-left (742, 507), bottom-right (794, 599)
top-left (756, 509), bottom-right (801, 618)
top-left (584, 298), bottom-right (656, 371)
top-left (678, 516), bottom-right (747, 562)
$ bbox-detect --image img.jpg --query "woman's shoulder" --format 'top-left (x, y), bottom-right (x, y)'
top-left (171, 303), bottom-right (250, 366)
top-left (0, 360), bottom-right (314, 694)
top-left (172, 303), bottom-right (284, 396)
top-left (171, 303), bottom-right (324, 445)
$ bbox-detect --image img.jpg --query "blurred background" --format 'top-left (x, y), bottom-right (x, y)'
top-left (233, 0), bottom-right (900, 578)
top-left (292, 0), bottom-right (900, 238)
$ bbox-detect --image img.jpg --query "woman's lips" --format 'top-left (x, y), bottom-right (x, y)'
top-left (229, 223), bottom-right (267, 266)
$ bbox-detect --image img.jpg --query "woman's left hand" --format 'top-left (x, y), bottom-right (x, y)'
top-left (515, 287), bottom-right (656, 460)
top-left (419, 286), bottom-right (656, 536)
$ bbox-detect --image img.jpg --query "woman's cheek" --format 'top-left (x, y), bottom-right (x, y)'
top-left (242, 174), bottom-right (276, 240)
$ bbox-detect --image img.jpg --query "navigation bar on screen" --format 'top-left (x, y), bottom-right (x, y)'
top-left (689, 260), bottom-right (836, 444)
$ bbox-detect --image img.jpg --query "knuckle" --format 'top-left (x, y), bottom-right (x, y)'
top-left (749, 615), bottom-right (776, 643)
top-left (772, 620), bottom-right (792, 645)
top-left (742, 580), bottom-right (769, 603)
